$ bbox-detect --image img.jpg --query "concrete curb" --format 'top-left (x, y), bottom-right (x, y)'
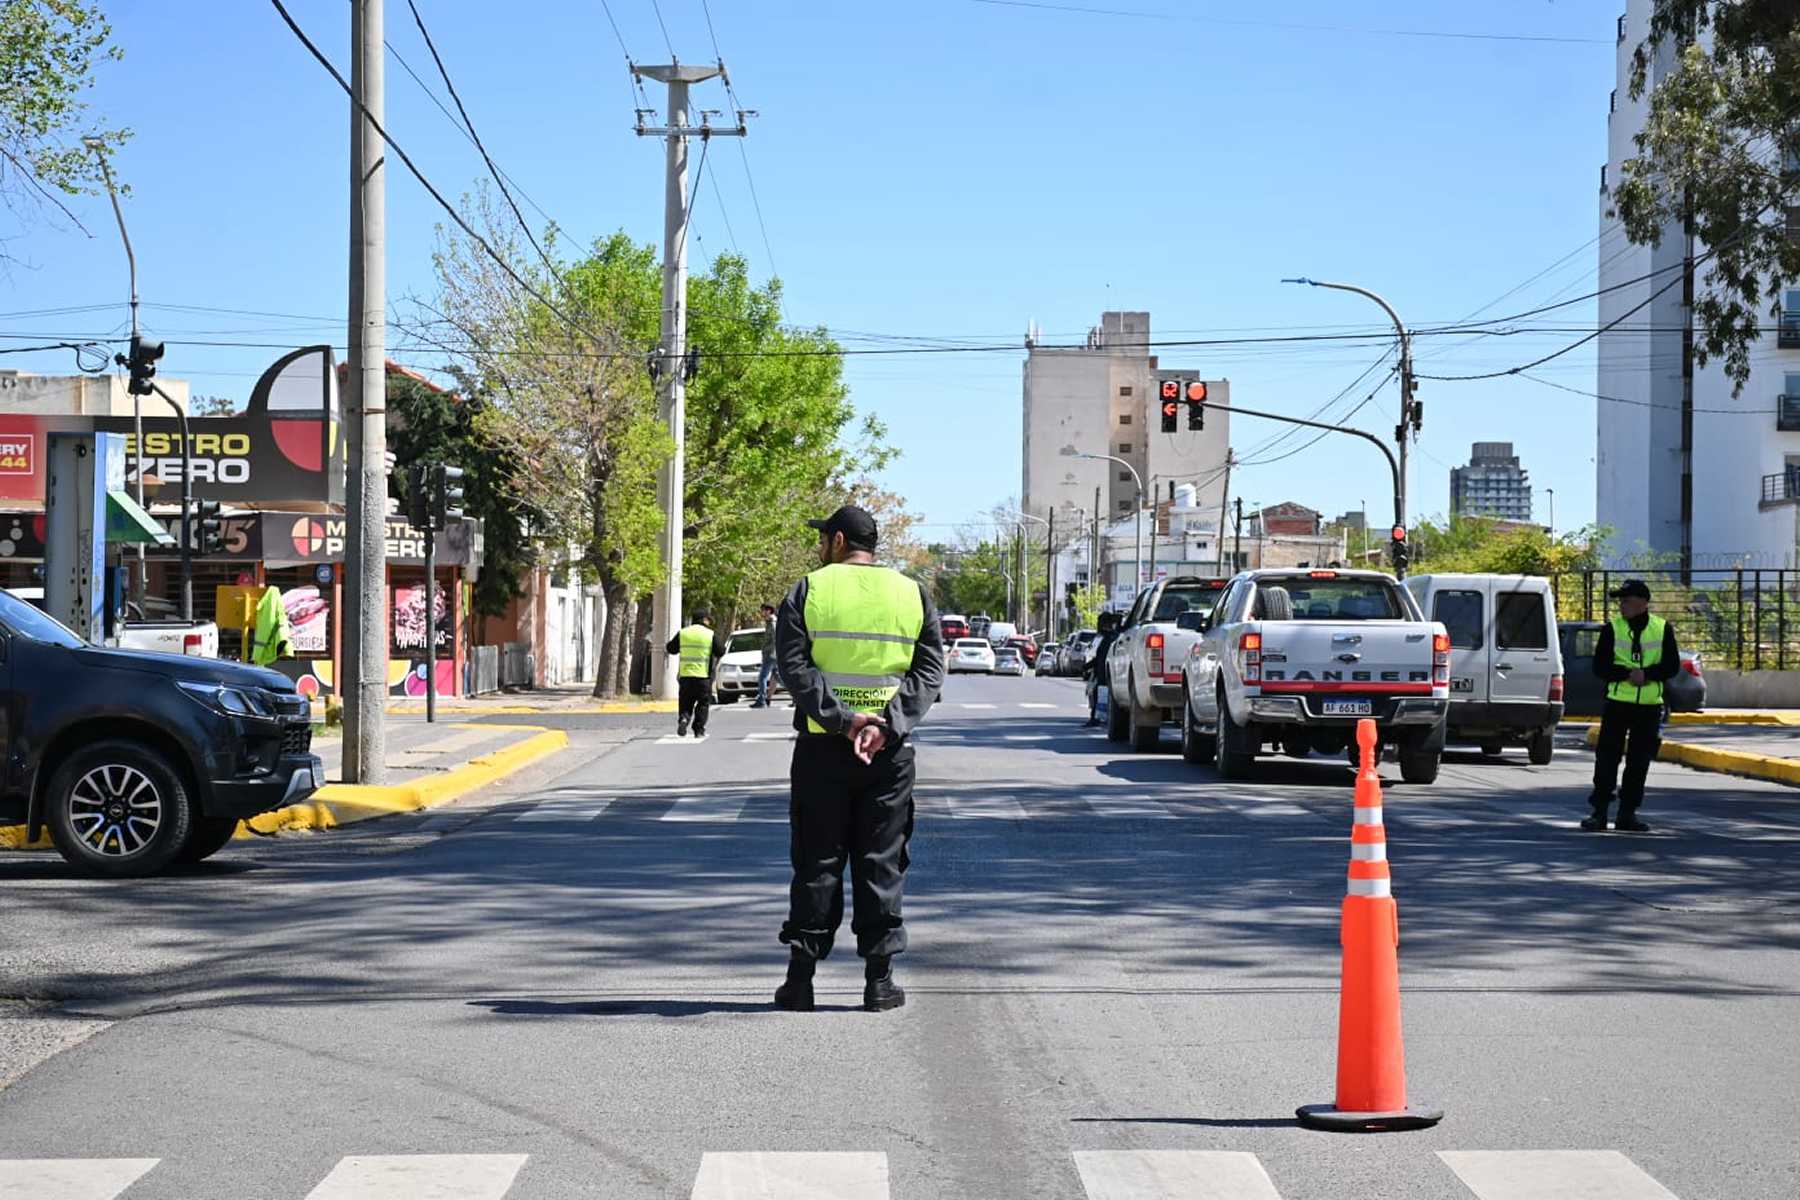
top-left (1582, 723), bottom-right (1800, 787)
top-left (1562, 710), bottom-right (1800, 728)
top-left (385, 700), bottom-right (676, 716)
top-left (0, 725), bottom-right (570, 851)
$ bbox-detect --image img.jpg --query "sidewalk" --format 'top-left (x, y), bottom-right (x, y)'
top-left (383, 682), bottom-right (674, 716)
top-left (1583, 719), bottom-right (1800, 787)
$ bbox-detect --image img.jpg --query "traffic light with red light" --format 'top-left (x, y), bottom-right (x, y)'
top-left (1185, 379), bottom-right (1207, 431)
top-left (1160, 379), bottom-right (1180, 432)
top-left (1389, 525), bottom-right (1409, 576)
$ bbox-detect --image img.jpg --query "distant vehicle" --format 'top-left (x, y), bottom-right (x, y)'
top-left (713, 626), bottom-right (782, 704)
top-left (1061, 629), bottom-right (1098, 676)
top-left (6, 588), bottom-right (218, 657)
top-left (948, 637), bottom-right (996, 674)
top-left (1403, 574), bottom-right (1564, 764)
top-left (993, 647), bottom-right (1026, 676)
top-left (1105, 576), bottom-right (1232, 750)
top-left (1035, 648), bottom-right (1059, 675)
top-left (940, 613), bottom-right (970, 642)
top-left (1558, 621), bottom-right (1705, 717)
top-left (1005, 634), bottom-right (1039, 666)
top-left (1180, 569), bottom-right (1449, 782)
top-left (0, 587), bottom-right (321, 876)
top-left (984, 621), bottom-right (1019, 649)
top-left (969, 616), bottom-right (992, 642)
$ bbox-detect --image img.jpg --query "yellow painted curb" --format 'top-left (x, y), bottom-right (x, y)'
top-left (1583, 722), bottom-right (1800, 786)
top-left (1565, 711), bottom-right (1800, 728)
top-left (383, 700), bottom-right (677, 716)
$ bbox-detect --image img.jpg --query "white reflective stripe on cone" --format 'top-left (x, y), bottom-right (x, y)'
top-left (1353, 806), bottom-right (1383, 826)
top-left (1347, 877), bottom-right (1392, 897)
top-left (1350, 842), bottom-right (1388, 861)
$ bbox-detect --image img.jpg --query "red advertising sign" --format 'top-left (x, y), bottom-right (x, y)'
top-left (0, 433), bottom-right (33, 476)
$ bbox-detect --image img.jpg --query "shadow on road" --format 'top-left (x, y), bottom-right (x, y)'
top-left (468, 997), bottom-right (858, 1018)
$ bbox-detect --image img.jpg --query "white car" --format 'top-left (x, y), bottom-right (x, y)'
top-left (714, 626), bottom-right (782, 703)
top-left (948, 637), bottom-right (996, 673)
top-left (994, 647), bottom-right (1027, 676)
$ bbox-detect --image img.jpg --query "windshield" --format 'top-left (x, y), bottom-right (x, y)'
top-left (1151, 586), bottom-right (1225, 623)
top-left (0, 588), bottom-right (85, 649)
top-left (725, 629), bottom-right (767, 655)
top-left (1262, 576), bottom-right (1406, 620)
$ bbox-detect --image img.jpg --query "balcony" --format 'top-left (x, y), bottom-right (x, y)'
top-left (1763, 471), bottom-right (1800, 507)
top-left (1782, 313), bottom-right (1800, 349)
top-left (1780, 394), bottom-right (1800, 431)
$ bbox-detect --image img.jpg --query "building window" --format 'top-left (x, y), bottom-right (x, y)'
top-left (1118, 500), bottom-right (1131, 511)
top-left (1616, 13), bottom-right (1626, 42)
top-left (1119, 414), bottom-right (1132, 426)
top-left (1118, 443), bottom-right (1132, 453)
top-left (1119, 386), bottom-right (1133, 397)
top-left (1118, 471), bottom-right (1132, 482)
top-left (1782, 290), bottom-right (1800, 348)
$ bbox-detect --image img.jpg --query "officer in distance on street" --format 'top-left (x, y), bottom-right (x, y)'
top-left (771, 504), bottom-right (945, 1013)
top-left (666, 610), bottom-right (726, 738)
top-left (1585, 578), bottom-right (1681, 833)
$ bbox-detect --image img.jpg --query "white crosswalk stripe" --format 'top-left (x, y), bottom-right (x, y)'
top-left (303, 1154), bottom-right (527, 1199)
top-left (691, 1152), bottom-right (889, 1200)
top-left (511, 793), bottom-right (615, 822)
top-left (958, 702), bottom-right (997, 709)
top-left (947, 793), bottom-right (1030, 820)
top-left (0, 1159), bottom-right (160, 1200)
top-left (662, 792), bottom-right (762, 822)
top-left (1074, 1150), bottom-right (1283, 1199)
top-left (741, 731), bottom-right (797, 742)
top-left (1437, 1151), bottom-right (1681, 1200)
top-left (1084, 795), bottom-right (1176, 819)
top-left (1019, 702), bottom-right (1058, 709)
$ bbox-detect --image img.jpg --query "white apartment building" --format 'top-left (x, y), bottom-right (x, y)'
top-left (1020, 311), bottom-right (1230, 538)
top-left (1450, 441), bottom-right (1533, 522)
top-left (1598, 0), bottom-right (1800, 567)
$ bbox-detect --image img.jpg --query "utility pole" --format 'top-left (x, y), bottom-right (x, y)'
top-left (1679, 192), bottom-right (1695, 583)
top-left (344, 0), bottom-right (388, 783)
top-left (1092, 486), bottom-right (1101, 607)
top-left (1233, 497), bottom-right (1244, 571)
top-left (1046, 507), bottom-right (1056, 641)
top-left (633, 64), bottom-right (748, 701)
top-left (1214, 450), bottom-right (1234, 573)
top-left (87, 143), bottom-right (147, 605)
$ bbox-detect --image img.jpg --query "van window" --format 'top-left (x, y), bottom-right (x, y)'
top-left (1494, 591), bottom-right (1549, 650)
top-left (1567, 627), bottom-right (1601, 660)
top-left (1432, 590), bottom-right (1485, 650)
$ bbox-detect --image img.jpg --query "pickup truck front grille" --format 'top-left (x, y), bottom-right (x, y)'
top-left (281, 723), bottom-right (313, 757)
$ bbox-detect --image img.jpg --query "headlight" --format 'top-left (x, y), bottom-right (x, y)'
top-left (177, 680), bottom-right (275, 718)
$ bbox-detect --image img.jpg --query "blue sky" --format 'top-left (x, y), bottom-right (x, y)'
top-left (0, 0), bottom-right (1623, 540)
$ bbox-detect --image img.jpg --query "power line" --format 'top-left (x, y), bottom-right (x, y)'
top-left (1517, 371), bottom-right (1779, 415)
top-left (966, 0), bottom-right (1611, 45)
top-left (700, 0), bottom-right (724, 59)
top-left (647, 0), bottom-right (676, 57)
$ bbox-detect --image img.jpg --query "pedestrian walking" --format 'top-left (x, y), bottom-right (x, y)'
top-left (666, 610), bottom-right (725, 738)
top-left (1585, 579), bottom-right (1680, 833)
top-left (750, 602), bottom-right (779, 707)
top-left (1083, 610), bottom-right (1122, 727)
top-left (772, 504), bottom-right (944, 1013)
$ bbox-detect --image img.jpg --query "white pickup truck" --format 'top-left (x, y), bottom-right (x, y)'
top-left (1178, 568), bottom-right (1450, 782)
top-left (8, 588), bottom-right (219, 657)
top-left (1105, 574), bottom-right (1233, 751)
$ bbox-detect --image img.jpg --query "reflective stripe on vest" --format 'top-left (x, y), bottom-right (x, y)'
top-left (1606, 613), bottom-right (1667, 706)
top-left (678, 625), bottom-right (713, 679)
top-left (802, 563), bottom-right (925, 734)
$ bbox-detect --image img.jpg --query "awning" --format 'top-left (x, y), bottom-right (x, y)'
top-left (107, 489), bottom-right (176, 546)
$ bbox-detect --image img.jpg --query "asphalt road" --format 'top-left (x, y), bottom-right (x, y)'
top-left (2, 674), bottom-right (1797, 1199)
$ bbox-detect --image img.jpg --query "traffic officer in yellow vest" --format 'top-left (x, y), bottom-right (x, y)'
top-left (1585, 579), bottom-right (1680, 833)
top-left (772, 504), bottom-right (944, 1013)
top-left (665, 610), bottom-right (725, 738)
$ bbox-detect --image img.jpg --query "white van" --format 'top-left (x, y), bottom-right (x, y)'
top-left (983, 620), bottom-right (1019, 648)
top-left (1402, 574), bottom-right (1564, 763)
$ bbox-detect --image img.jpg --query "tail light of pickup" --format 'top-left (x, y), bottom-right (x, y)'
top-left (1240, 631), bottom-right (1262, 684)
top-left (1432, 632), bottom-right (1450, 686)
top-left (183, 633), bottom-right (204, 656)
top-left (1147, 632), bottom-right (1165, 679)
top-left (1549, 674), bottom-right (1564, 701)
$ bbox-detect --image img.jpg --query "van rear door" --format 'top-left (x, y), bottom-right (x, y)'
top-left (1490, 582), bottom-right (1556, 713)
top-left (1428, 583), bottom-right (1489, 704)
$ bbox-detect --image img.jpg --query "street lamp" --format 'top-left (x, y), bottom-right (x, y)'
top-left (1000, 509), bottom-right (1051, 636)
top-left (1546, 487), bottom-right (1556, 535)
top-left (1063, 446), bottom-right (1144, 604)
top-left (1283, 277), bottom-right (1419, 531)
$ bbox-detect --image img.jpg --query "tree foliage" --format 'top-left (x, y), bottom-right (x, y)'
top-left (1411, 516), bottom-right (1607, 578)
top-left (0, 1), bottom-right (128, 248)
top-left (1613, 0), bottom-right (1799, 391)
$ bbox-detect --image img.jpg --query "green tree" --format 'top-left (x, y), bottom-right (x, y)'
top-left (1613, 1), bottom-right (1799, 391)
top-left (1070, 582), bottom-right (1106, 632)
top-left (1, 1), bottom-right (128, 246)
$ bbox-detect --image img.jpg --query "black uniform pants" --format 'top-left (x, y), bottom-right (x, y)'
top-left (1590, 698), bottom-right (1662, 815)
top-left (677, 677), bottom-right (712, 734)
top-left (781, 733), bottom-right (916, 961)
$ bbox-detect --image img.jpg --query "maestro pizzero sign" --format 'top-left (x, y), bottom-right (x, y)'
top-left (283, 514), bottom-right (472, 566)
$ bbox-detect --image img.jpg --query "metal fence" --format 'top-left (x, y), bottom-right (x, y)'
top-left (1552, 569), bottom-right (1800, 671)
top-left (468, 645), bottom-right (500, 696)
top-left (500, 641), bottom-right (534, 690)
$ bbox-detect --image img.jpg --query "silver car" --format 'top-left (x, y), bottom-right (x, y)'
top-left (948, 637), bottom-right (997, 673)
top-left (994, 647), bottom-right (1027, 677)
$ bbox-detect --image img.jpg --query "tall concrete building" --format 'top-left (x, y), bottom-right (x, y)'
top-left (1598, 0), bottom-right (1800, 567)
top-left (1450, 441), bottom-right (1533, 522)
top-left (1020, 310), bottom-right (1230, 535)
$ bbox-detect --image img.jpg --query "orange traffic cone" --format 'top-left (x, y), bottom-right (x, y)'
top-left (1296, 718), bottom-right (1443, 1132)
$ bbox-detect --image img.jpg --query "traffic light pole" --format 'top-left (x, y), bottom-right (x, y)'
top-left (423, 512), bottom-right (436, 724)
top-left (150, 383), bottom-right (194, 621)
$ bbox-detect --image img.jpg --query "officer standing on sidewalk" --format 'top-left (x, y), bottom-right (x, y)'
top-left (772, 504), bottom-right (944, 1013)
top-left (666, 610), bottom-right (725, 738)
top-left (1585, 579), bottom-right (1680, 833)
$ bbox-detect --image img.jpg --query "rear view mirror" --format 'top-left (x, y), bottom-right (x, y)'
top-left (1175, 610), bottom-right (1210, 633)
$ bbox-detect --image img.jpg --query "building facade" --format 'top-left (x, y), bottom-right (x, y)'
top-left (1598, 0), bottom-right (1800, 567)
top-left (1450, 441), bottom-right (1533, 522)
top-left (1020, 311), bottom-right (1230, 534)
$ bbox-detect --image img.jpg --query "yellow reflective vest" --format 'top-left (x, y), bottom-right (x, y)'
top-left (251, 586), bottom-right (294, 667)
top-left (802, 562), bottom-right (924, 734)
top-left (1606, 613), bottom-right (1667, 706)
top-left (677, 625), bottom-right (714, 679)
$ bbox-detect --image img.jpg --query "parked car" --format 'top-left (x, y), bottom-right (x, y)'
top-left (948, 637), bottom-right (996, 674)
top-left (713, 626), bottom-right (782, 704)
top-left (1558, 621), bottom-right (1705, 716)
top-left (1180, 569), bottom-right (1449, 782)
top-left (993, 647), bottom-right (1027, 676)
top-left (1105, 576), bottom-right (1232, 750)
top-left (8, 587), bottom-right (218, 657)
top-left (0, 587), bottom-right (322, 876)
top-left (1061, 629), bottom-right (1099, 677)
top-left (1403, 574), bottom-right (1564, 763)
top-left (1005, 634), bottom-right (1039, 666)
top-left (1035, 648), bottom-right (1060, 675)
top-left (940, 613), bottom-right (971, 643)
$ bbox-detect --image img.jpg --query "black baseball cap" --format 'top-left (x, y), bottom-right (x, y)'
top-left (1611, 579), bottom-right (1652, 601)
top-left (807, 504), bottom-right (879, 550)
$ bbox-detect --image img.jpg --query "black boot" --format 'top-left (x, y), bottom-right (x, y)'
top-left (1614, 809), bottom-right (1650, 833)
top-left (1580, 797), bottom-right (1609, 832)
top-left (676, 717), bottom-right (690, 737)
top-left (862, 955), bottom-right (905, 1012)
top-left (774, 948), bottom-right (815, 1012)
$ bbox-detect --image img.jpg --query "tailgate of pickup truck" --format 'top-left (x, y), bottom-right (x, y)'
top-left (1255, 621), bottom-right (1433, 691)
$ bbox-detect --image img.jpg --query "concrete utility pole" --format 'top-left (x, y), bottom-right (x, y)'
top-left (1214, 450), bottom-right (1234, 574)
top-left (633, 64), bottom-right (747, 701)
top-left (344, 0), bottom-right (388, 783)
top-left (87, 143), bottom-right (147, 604)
